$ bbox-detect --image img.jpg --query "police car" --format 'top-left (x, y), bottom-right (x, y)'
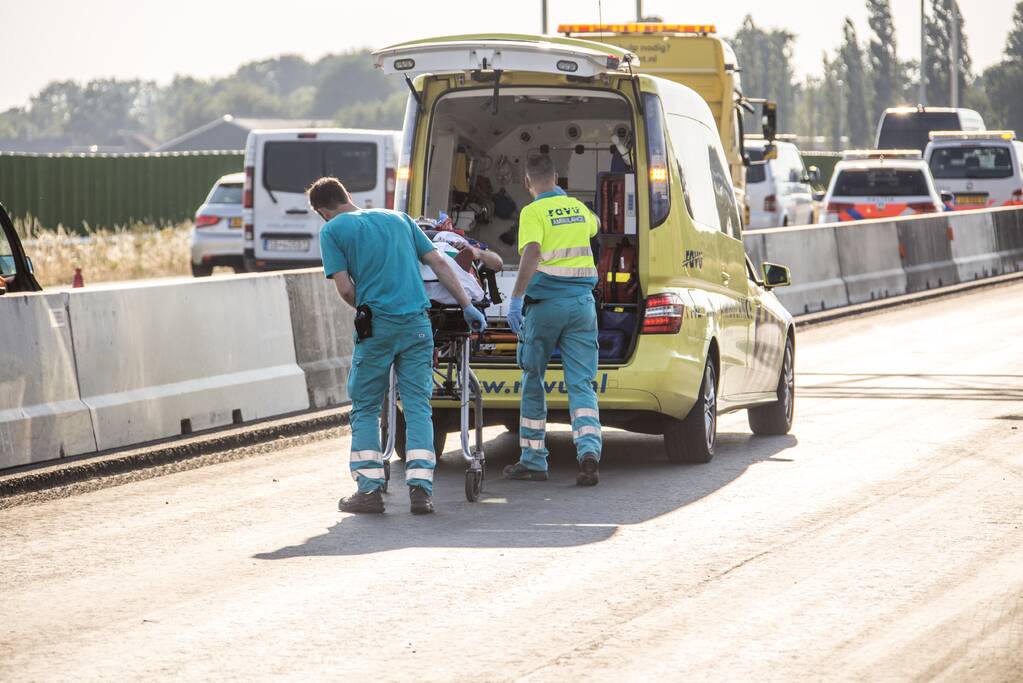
top-left (924, 131), bottom-right (1023, 210)
top-left (819, 150), bottom-right (945, 223)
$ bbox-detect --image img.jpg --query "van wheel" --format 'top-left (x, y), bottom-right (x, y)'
top-left (191, 262), bottom-right (213, 277)
top-left (664, 360), bottom-right (717, 464)
top-left (748, 337), bottom-right (795, 435)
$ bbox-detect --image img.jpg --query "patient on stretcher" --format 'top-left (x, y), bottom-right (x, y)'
top-left (419, 230), bottom-right (502, 306)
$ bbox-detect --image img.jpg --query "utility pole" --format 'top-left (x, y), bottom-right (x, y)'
top-left (837, 79), bottom-right (846, 149)
top-left (637, 0), bottom-right (643, 21)
top-left (950, 1), bottom-right (959, 107)
top-left (919, 0), bottom-right (927, 105)
top-left (541, 0), bottom-right (548, 34)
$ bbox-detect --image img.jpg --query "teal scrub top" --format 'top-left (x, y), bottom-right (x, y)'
top-left (320, 208), bottom-right (434, 320)
top-left (521, 187), bottom-right (598, 300)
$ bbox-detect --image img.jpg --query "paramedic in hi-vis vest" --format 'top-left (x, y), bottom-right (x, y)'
top-left (309, 177), bottom-right (487, 515)
top-left (504, 155), bottom-right (603, 486)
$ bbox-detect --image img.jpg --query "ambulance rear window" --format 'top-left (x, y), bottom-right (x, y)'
top-left (929, 145), bottom-right (1013, 179)
top-left (834, 169), bottom-right (930, 197)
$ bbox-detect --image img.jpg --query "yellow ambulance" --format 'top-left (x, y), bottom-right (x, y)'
top-left (373, 34), bottom-right (794, 463)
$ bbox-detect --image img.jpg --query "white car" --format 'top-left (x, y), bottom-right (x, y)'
top-left (242, 128), bottom-right (401, 272)
top-left (925, 130), bottom-right (1023, 210)
top-left (745, 138), bottom-right (816, 228)
top-left (190, 172), bottom-right (245, 277)
top-left (819, 150), bottom-right (945, 223)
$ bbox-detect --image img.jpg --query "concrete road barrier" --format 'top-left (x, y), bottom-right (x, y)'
top-left (897, 214), bottom-right (960, 292)
top-left (69, 276), bottom-right (309, 452)
top-left (0, 293), bottom-right (97, 468)
top-left (991, 207), bottom-right (1023, 274)
top-left (283, 270), bottom-right (355, 409)
top-left (834, 220), bottom-right (907, 304)
top-left (762, 226), bottom-right (847, 314)
top-left (947, 211), bottom-right (1001, 282)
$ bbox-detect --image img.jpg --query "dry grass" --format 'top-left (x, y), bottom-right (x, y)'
top-left (15, 217), bottom-right (191, 288)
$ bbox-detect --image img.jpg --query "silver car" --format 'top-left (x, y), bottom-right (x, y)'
top-left (190, 172), bottom-right (245, 276)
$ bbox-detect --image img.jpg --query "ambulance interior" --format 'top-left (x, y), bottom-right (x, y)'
top-left (423, 88), bottom-right (641, 364)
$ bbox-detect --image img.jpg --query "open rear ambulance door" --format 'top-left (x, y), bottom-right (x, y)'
top-left (373, 35), bottom-right (639, 78)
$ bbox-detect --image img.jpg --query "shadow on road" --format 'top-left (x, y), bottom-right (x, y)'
top-left (254, 427), bottom-right (797, 559)
top-left (797, 372), bottom-right (1023, 402)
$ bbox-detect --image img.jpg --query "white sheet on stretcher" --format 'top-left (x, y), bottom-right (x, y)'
top-left (419, 243), bottom-right (484, 305)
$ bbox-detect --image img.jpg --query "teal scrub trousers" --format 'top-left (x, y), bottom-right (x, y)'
top-left (347, 312), bottom-right (436, 494)
top-left (517, 293), bottom-right (603, 471)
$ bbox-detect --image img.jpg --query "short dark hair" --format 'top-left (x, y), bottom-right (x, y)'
top-left (525, 154), bottom-right (557, 183)
top-left (307, 177), bottom-right (350, 210)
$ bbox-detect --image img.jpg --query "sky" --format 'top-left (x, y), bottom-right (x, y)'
top-left (0, 0), bottom-right (1016, 110)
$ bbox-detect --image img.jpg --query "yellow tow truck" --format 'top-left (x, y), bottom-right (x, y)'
top-left (558, 23), bottom-right (777, 222)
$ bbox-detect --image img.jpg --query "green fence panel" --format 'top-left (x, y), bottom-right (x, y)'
top-left (0, 150), bottom-right (244, 231)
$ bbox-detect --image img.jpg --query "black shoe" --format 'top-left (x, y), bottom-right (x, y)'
top-left (338, 489), bottom-right (384, 514)
top-left (576, 454), bottom-right (599, 486)
top-left (502, 463), bottom-right (549, 481)
top-left (409, 486), bottom-right (434, 515)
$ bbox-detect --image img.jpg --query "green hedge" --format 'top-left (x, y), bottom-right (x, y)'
top-left (0, 151), bottom-right (243, 232)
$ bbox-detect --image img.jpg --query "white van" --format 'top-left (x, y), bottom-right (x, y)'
top-left (242, 128), bottom-right (401, 271)
top-left (924, 130), bottom-right (1023, 210)
top-left (875, 106), bottom-right (984, 153)
top-left (744, 137), bottom-right (817, 228)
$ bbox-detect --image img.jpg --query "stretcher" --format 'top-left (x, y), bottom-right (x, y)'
top-left (380, 261), bottom-right (501, 502)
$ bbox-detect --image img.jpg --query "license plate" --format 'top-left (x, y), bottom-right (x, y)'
top-left (229, 216), bottom-right (243, 228)
top-left (955, 193), bottom-right (987, 206)
top-left (264, 238), bottom-right (310, 252)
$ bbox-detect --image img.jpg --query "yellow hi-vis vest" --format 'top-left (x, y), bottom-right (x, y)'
top-left (518, 190), bottom-right (598, 280)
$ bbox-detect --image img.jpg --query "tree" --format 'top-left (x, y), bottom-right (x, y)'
top-left (311, 53), bottom-right (402, 119)
top-left (867, 0), bottom-right (899, 121)
top-left (731, 15), bottom-right (797, 132)
top-left (840, 19), bottom-right (871, 147)
top-left (1005, 0), bottom-right (1023, 61)
top-left (981, 1), bottom-right (1023, 130)
top-left (924, 0), bottom-right (972, 106)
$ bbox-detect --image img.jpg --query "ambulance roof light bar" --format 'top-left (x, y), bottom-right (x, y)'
top-left (559, 23), bottom-right (716, 35)
top-left (929, 130), bottom-right (1016, 141)
top-left (842, 149), bottom-right (922, 160)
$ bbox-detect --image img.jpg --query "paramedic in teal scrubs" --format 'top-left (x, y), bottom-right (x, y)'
top-left (309, 177), bottom-right (487, 515)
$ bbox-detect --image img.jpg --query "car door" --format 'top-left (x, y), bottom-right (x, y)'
top-left (706, 135), bottom-right (754, 400)
top-left (0, 202), bottom-right (41, 294)
top-left (742, 256), bottom-right (787, 393)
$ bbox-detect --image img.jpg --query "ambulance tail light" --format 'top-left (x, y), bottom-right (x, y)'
top-left (823, 202), bottom-right (851, 222)
top-left (385, 167), bottom-right (396, 209)
top-left (643, 93), bottom-right (671, 227)
top-left (243, 166), bottom-right (254, 209)
top-left (764, 194), bottom-right (777, 212)
top-left (641, 293), bottom-right (685, 334)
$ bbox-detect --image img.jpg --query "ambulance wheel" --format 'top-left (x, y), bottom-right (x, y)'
top-left (381, 460), bottom-right (390, 493)
top-left (465, 468), bottom-right (482, 502)
top-left (748, 336), bottom-right (795, 436)
top-left (664, 360), bottom-right (717, 464)
top-left (380, 400), bottom-right (407, 460)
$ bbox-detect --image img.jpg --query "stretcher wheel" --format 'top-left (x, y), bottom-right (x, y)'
top-left (382, 459), bottom-right (390, 493)
top-left (464, 468), bottom-right (483, 502)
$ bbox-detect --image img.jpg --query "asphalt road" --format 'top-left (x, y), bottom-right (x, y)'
top-left (3, 283), bottom-right (1022, 681)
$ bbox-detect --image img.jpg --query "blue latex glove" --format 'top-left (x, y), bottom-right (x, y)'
top-left (463, 305), bottom-right (487, 333)
top-left (507, 295), bottom-right (524, 336)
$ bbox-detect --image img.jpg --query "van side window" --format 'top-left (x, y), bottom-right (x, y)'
top-left (665, 114), bottom-right (720, 230)
top-left (707, 141), bottom-right (741, 238)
